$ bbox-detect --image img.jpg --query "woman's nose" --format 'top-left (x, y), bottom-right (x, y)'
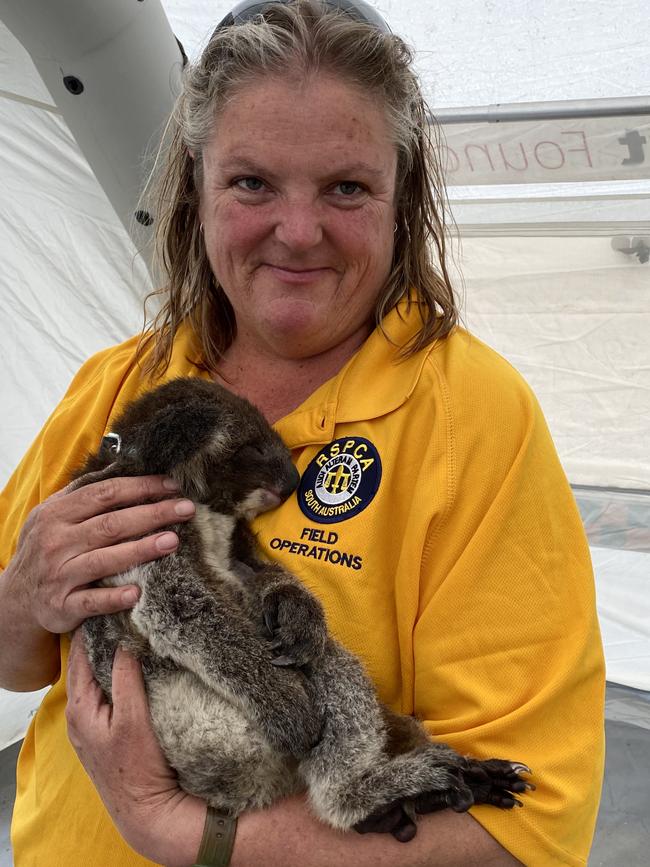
top-left (273, 200), bottom-right (324, 251)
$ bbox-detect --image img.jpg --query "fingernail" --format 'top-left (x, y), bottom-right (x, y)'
top-left (162, 477), bottom-right (180, 491)
top-left (122, 588), bottom-right (139, 605)
top-left (156, 532), bottom-right (178, 551)
top-left (174, 499), bottom-right (195, 517)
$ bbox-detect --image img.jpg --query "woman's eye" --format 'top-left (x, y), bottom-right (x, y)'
top-left (235, 177), bottom-right (265, 192)
top-left (334, 181), bottom-right (363, 196)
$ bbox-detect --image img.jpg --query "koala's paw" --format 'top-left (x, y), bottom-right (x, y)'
top-left (458, 758), bottom-right (535, 809)
top-left (409, 767), bottom-right (476, 817)
top-left (355, 770), bottom-right (476, 842)
top-left (354, 800), bottom-right (418, 843)
top-left (262, 584), bottom-right (327, 668)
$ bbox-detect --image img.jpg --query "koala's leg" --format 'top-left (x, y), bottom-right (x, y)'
top-left (375, 706), bottom-right (534, 820)
top-left (129, 559), bottom-right (323, 758)
top-left (299, 642), bottom-right (531, 840)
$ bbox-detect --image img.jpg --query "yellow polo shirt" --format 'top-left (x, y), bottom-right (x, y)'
top-left (0, 305), bottom-right (604, 866)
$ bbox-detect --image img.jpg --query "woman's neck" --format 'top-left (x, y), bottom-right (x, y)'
top-left (212, 327), bottom-right (370, 424)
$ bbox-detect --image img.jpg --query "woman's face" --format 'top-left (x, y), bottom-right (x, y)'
top-left (198, 73), bottom-right (398, 361)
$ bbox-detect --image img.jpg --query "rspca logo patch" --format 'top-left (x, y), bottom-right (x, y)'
top-left (298, 437), bottom-right (382, 524)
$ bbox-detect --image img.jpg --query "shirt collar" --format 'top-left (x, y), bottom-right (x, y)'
top-left (274, 302), bottom-right (431, 449)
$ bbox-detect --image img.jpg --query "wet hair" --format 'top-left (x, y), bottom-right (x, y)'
top-left (139, 0), bottom-right (458, 375)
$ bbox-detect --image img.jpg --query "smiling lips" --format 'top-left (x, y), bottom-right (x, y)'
top-left (265, 264), bottom-right (333, 284)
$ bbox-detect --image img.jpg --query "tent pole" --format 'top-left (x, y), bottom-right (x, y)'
top-left (434, 95), bottom-right (650, 125)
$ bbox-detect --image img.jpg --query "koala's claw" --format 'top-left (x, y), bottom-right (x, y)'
top-left (263, 609), bottom-right (279, 639)
top-left (270, 654), bottom-right (297, 667)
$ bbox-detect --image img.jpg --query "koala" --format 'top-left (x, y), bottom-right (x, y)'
top-left (75, 377), bottom-right (533, 842)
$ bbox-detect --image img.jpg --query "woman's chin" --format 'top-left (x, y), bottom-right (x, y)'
top-left (259, 302), bottom-right (325, 345)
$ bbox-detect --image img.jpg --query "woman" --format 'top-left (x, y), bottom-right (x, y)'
top-left (0, 2), bottom-right (604, 865)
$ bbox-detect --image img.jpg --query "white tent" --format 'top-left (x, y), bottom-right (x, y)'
top-left (0, 0), bottom-right (648, 750)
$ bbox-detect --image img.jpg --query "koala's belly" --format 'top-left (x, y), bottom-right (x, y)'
top-left (146, 667), bottom-right (300, 813)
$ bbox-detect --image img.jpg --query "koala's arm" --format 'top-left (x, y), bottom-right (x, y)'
top-left (230, 522), bottom-right (328, 668)
top-left (129, 566), bottom-right (322, 757)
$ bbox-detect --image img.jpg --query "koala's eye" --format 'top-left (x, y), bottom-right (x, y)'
top-left (235, 443), bottom-right (266, 461)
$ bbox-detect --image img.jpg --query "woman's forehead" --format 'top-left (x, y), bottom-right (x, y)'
top-left (205, 73), bottom-right (397, 175)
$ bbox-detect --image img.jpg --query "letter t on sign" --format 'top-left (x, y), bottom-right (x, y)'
top-left (618, 129), bottom-right (647, 165)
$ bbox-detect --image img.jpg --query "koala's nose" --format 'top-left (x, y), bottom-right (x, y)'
top-left (279, 464), bottom-right (300, 500)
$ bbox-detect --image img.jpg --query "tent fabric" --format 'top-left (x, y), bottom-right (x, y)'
top-left (0, 0), bottom-right (648, 751)
top-left (458, 234), bottom-right (650, 490)
top-left (164, 0), bottom-right (650, 106)
top-left (592, 546), bottom-right (650, 692)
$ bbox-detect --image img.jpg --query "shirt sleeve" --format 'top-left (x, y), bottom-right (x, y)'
top-left (414, 351), bottom-right (605, 866)
top-left (0, 339), bottom-right (141, 569)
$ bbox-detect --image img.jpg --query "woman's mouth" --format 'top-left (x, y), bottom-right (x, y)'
top-left (265, 264), bottom-right (332, 284)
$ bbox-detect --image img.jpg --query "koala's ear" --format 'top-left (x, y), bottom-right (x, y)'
top-left (70, 432), bottom-right (122, 483)
top-left (99, 433), bottom-right (122, 463)
top-left (138, 402), bottom-right (220, 476)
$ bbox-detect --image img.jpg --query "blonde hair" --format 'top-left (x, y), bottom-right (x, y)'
top-left (140, 0), bottom-right (458, 375)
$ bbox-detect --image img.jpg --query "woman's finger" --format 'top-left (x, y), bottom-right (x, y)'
top-left (111, 645), bottom-right (150, 727)
top-left (65, 584), bottom-right (143, 622)
top-left (67, 630), bottom-right (101, 700)
top-left (66, 631), bottom-right (106, 745)
top-left (65, 529), bottom-right (180, 584)
top-left (70, 497), bottom-right (195, 556)
top-left (53, 474), bottom-right (181, 522)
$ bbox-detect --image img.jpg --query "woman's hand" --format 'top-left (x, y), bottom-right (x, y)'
top-left (66, 630), bottom-right (207, 867)
top-left (0, 473), bottom-right (196, 691)
top-left (10, 473), bottom-right (196, 634)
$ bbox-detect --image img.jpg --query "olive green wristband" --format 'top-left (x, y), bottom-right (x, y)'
top-left (193, 806), bottom-right (238, 867)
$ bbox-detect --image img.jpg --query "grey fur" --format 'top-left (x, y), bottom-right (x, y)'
top-left (76, 378), bottom-right (533, 841)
